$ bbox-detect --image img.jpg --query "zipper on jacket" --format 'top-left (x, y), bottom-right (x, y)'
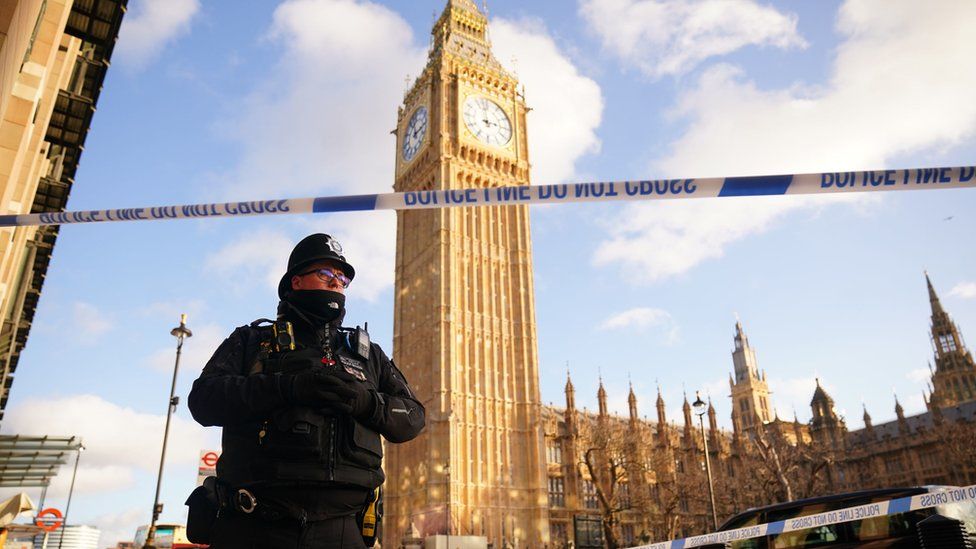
top-left (328, 417), bottom-right (337, 481)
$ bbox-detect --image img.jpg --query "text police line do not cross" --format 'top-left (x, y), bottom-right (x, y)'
top-left (637, 484), bottom-right (976, 549)
top-left (0, 165), bottom-right (972, 228)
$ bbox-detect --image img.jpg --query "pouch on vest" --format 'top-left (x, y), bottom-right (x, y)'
top-left (338, 417), bottom-right (383, 468)
top-left (260, 407), bottom-right (328, 459)
top-left (185, 476), bottom-right (223, 544)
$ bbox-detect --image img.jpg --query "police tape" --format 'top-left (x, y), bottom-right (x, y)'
top-left (635, 484), bottom-right (976, 549)
top-left (0, 165), bottom-right (973, 227)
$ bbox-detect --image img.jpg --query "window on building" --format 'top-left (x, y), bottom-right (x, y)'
top-left (548, 477), bottom-right (565, 507)
top-left (885, 455), bottom-right (904, 474)
top-left (551, 522), bottom-right (568, 545)
top-left (547, 440), bottom-right (563, 464)
top-left (618, 482), bottom-right (631, 508)
top-left (621, 524), bottom-right (635, 546)
top-left (939, 334), bottom-right (958, 353)
top-left (582, 479), bottom-right (599, 509)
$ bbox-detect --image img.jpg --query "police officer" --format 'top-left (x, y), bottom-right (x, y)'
top-left (188, 233), bottom-right (425, 549)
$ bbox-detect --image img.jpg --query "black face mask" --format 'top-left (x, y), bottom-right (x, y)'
top-left (286, 290), bottom-right (345, 325)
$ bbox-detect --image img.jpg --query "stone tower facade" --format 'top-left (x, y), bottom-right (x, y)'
top-left (729, 321), bottom-right (773, 433)
top-left (385, 1), bottom-right (547, 547)
top-left (809, 379), bottom-right (846, 449)
top-left (925, 273), bottom-right (976, 408)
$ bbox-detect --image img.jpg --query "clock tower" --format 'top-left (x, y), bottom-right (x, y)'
top-left (385, 1), bottom-right (548, 548)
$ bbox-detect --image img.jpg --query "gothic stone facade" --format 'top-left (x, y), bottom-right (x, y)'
top-left (539, 274), bottom-right (975, 545)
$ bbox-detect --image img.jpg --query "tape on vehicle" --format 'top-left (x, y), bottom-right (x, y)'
top-left (637, 484), bottom-right (976, 549)
top-left (0, 165), bottom-right (973, 227)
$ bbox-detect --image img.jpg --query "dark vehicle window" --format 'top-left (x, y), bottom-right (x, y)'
top-left (850, 509), bottom-right (928, 541)
top-left (727, 513), bottom-right (765, 549)
top-left (764, 503), bottom-right (841, 548)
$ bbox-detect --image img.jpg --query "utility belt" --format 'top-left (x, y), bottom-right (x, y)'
top-left (185, 476), bottom-right (382, 546)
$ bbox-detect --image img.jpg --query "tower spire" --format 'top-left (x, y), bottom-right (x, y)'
top-left (597, 377), bottom-right (608, 417)
top-left (925, 272), bottom-right (976, 408)
top-left (730, 317), bottom-right (773, 431)
top-left (565, 366), bottom-right (575, 411)
top-left (628, 381), bottom-right (638, 423)
top-left (926, 271), bottom-right (945, 316)
top-left (682, 391), bottom-right (693, 435)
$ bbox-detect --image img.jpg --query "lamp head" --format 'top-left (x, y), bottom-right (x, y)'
top-left (692, 390), bottom-right (707, 417)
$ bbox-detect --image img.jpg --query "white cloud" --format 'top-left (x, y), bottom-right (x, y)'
top-left (1, 395), bottom-right (208, 497)
top-left (116, 0), bottom-right (200, 67)
top-left (579, 0), bottom-right (805, 77)
top-left (221, 2), bottom-right (602, 199)
top-left (301, 213), bottom-right (397, 303)
top-left (948, 282), bottom-right (976, 300)
top-left (204, 231), bottom-right (294, 293)
top-left (90, 507), bottom-right (144, 548)
top-left (906, 367), bottom-right (931, 383)
top-left (768, 376), bottom-right (820, 421)
top-left (490, 18), bottom-right (604, 184)
top-left (204, 218), bottom-right (395, 303)
top-left (70, 302), bottom-right (114, 342)
top-left (594, 194), bottom-right (854, 283)
top-left (599, 307), bottom-right (668, 330)
top-left (596, 0), bottom-right (976, 282)
top-left (597, 307), bottom-right (679, 343)
top-left (218, 0), bottom-right (427, 199)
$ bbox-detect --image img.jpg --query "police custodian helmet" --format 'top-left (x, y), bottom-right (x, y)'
top-left (278, 233), bottom-right (356, 298)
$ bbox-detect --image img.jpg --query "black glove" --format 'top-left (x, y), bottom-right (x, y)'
top-left (281, 370), bottom-right (357, 407)
top-left (266, 348), bottom-right (321, 374)
top-left (326, 371), bottom-right (377, 420)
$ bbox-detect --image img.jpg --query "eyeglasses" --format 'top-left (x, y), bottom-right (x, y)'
top-left (299, 268), bottom-right (351, 288)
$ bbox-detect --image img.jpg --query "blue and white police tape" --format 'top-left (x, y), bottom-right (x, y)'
top-left (636, 484), bottom-right (976, 549)
top-left (0, 165), bottom-right (973, 227)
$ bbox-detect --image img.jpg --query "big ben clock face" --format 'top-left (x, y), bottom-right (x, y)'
top-left (463, 96), bottom-right (512, 146)
top-left (402, 106), bottom-right (428, 162)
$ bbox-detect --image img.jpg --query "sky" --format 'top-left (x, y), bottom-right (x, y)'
top-left (1, 0), bottom-right (975, 545)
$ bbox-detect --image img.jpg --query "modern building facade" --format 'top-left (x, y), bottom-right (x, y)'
top-left (31, 525), bottom-right (100, 549)
top-left (0, 0), bottom-right (127, 423)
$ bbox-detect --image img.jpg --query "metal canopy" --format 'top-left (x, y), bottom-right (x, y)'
top-left (0, 436), bottom-right (82, 488)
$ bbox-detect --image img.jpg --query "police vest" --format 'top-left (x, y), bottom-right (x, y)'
top-left (247, 323), bottom-right (385, 489)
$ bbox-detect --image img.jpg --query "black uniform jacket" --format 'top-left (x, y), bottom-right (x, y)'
top-left (187, 316), bottom-right (425, 492)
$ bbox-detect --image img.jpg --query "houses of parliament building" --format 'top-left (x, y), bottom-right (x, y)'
top-left (383, 2), bottom-right (976, 548)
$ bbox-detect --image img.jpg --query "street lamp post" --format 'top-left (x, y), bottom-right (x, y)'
top-left (145, 314), bottom-right (192, 549)
top-left (692, 391), bottom-right (718, 531)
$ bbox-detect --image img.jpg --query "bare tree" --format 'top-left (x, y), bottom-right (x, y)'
top-left (934, 418), bottom-right (976, 484)
top-left (577, 417), bottom-right (652, 549)
top-left (746, 420), bottom-right (833, 504)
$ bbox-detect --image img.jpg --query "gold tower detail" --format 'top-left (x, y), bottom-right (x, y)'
top-left (729, 320), bottom-right (773, 433)
top-left (925, 273), bottom-right (976, 408)
top-left (386, 1), bottom-right (547, 548)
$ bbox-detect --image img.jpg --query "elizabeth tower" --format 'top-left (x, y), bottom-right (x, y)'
top-left (385, 1), bottom-right (548, 548)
